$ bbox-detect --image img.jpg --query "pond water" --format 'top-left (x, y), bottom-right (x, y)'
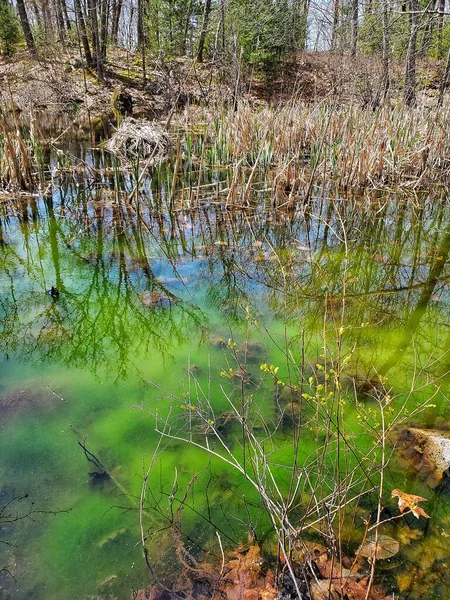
top-left (1, 139), bottom-right (450, 599)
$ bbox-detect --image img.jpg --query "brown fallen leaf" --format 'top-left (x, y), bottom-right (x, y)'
top-left (391, 488), bottom-right (431, 519)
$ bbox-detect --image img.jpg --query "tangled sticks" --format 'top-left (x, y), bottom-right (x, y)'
top-left (105, 117), bottom-right (171, 166)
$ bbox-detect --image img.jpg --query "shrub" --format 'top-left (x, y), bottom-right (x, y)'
top-left (0, 0), bottom-right (21, 56)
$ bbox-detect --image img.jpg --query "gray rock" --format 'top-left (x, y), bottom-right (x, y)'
top-left (397, 426), bottom-right (450, 489)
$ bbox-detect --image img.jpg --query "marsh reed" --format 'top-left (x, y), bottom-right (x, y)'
top-left (176, 101), bottom-right (450, 200)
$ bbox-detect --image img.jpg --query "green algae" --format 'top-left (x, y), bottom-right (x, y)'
top-left (1, 169), bottom-right (450, 599)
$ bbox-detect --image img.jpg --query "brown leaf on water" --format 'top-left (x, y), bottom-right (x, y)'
top-left (391, 488), bottom-right (431, 519)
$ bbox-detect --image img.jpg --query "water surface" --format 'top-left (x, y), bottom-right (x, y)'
top-left (1, 146), bottom-right (450, 599)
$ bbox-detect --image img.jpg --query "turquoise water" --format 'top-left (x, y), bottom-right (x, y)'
top-left (2, 153), bottom-right (450, 598)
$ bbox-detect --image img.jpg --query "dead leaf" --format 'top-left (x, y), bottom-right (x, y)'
top-left (391, 488), bottom-right (431, 519)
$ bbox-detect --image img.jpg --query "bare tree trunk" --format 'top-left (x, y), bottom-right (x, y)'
top-left (182, 0), bottom-right (194, 55)
top-left (41, 0), bottom-right (52, 40)
top-left (111, 0), bottom-right (123, 46)
top-left (137, 0), bottom-right (146, 87)
top-left (55, 0), bottom-right (66, 44)
top-left (88, 0), bottom-right (104, 81)
top-left (221, 0), bottom-right (226, 51)
top-left (437, 0), bottom-right (445, 58)
top-left (380, 0), bottom-right (390, 103)
top-left (419, 0), bottom-right (436, 56)
top-left (197, 0), bottom-right (212, 62)
top-left (404, 0), bottom-right (418, 107)
top-left (62, 0), bottom-right (72, 31)
top-left (30, 1), bottom-right (42, 29)
top-left (438, 46), bottom-right (450, 107)
top-left (351, 0), bottom-right (358, 57)
top-left (99, 0), bottom-right (109, 60)
top-left (74, 0), bottom-right (93, 67)
top-left (16, 0), bottom-right (37, 57)
top-left (137, 0), bottom-right (144, 47)
top-left (331, 0), bottom-right (340, 50)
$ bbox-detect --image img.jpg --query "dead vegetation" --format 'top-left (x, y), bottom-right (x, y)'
top-left (134, 534), bottom-right (395, 600)
top-left (176, 100), bottom-right (450, 193)
top-left (105, 118), bottom-right (171, 165)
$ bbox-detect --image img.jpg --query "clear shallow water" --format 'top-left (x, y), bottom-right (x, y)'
top-left (2, 150), bottom-right (450, 598)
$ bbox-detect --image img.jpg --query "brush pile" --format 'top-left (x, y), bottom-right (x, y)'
top-left (104, 118), bottom-right (171, 166)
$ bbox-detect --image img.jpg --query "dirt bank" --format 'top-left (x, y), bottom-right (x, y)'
top-left (0, 45), bottom-right (445, 133)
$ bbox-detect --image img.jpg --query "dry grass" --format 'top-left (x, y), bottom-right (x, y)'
top-left (180, 101), bottom-right (450, 195)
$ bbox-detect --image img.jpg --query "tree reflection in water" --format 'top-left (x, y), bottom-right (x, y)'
top-left (1, 177), bottom-right (450, 383)
top-left (3, 156), bottom-right (450, 600)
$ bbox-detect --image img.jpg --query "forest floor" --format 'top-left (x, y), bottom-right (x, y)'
top-left (0, 44), bottom-right (446, 134)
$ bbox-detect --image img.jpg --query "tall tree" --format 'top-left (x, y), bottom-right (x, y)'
top-left (16, 0), bottom-right (36, 57)
top-left (419, 0), bottom-right (436, 56)
top-left (220, 0), bottom-right (226, 51)
top-left (40, 0), bottom-right (52, 41)
top-left (197, 0), bottom-right (212, 62)
top-left (137, 0), bottom-right (146, 86)
top-left (137, 0), bottom-right (145, 47)
top-left (88, 0), bottom-right (104, 81)
top-left (331, 0), bottom-right (340, 50)
top-left (55, 0), bottom-right (66, 44)
top-left (437, 0), bottom-right (445, 58)
top-left (351, 0), bottom-right (358, 57)
top-left (111, 0), bottom-right (123, 46)
top-left (404, 0), bottom-right (418, 107)
top-left (74, 0), bottom-right (93, 67)
top-left (381, 0), bottom-right (390, 103)
top-left (182, 0), bottom-right (194, 55)
top-left (99, 0), bottom-right (109, 60)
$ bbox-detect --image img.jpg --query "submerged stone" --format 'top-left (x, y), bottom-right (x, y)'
top-left (0, 386), bottom-right (59, 418)
top-left (138, 291), bottom-right (171, 309)
top-left (238, 341), bottom-right (266, 364)
top-left (187, 364), bottom-right (200, 375)
top-left (347, 374), bottom-right (384, 400)
top-left (89, 470), bottom-right (110, 484)
top-left (357, 534), bottom-right (400, 560)
top-left (397, 427), bottom-right (450, 489)
top-left (208, 333), bottom-right (227, 349)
